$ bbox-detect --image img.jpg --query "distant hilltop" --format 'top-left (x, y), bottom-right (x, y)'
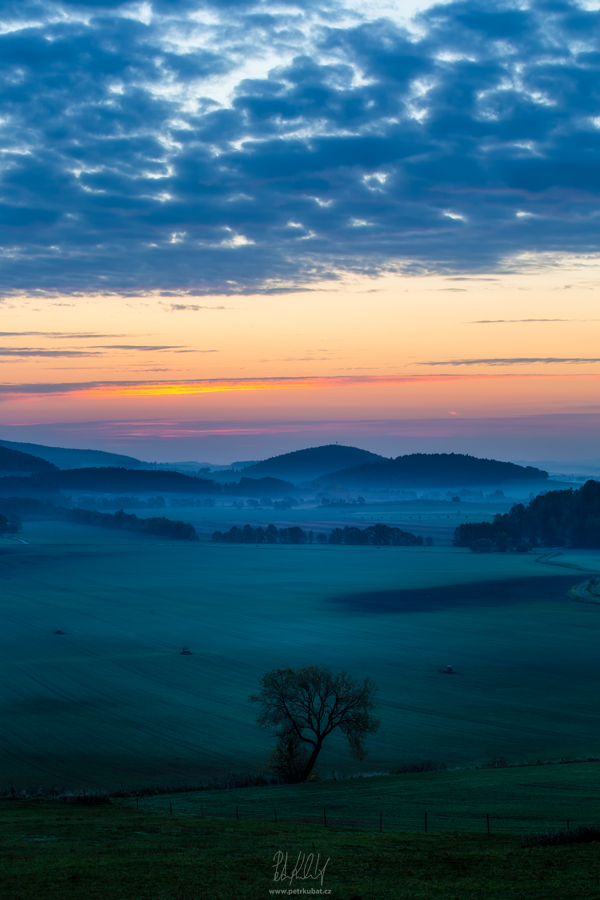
top-left (320, 453), bottom-right (549, 489)
top-left (237, 444), bottom-right (385, 483)
top-left (0, 439), bottom-right (145, 470)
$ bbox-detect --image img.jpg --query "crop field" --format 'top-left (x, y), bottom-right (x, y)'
top-left (1, 521), bottom-right (600, 790)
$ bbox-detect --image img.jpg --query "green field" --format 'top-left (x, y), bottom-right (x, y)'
top-left (2, 520), bottom-right (600, 789)
top-left (3, 792), bottom-right (600, 900)
top-left (136, 761), bottom-right (600, 836)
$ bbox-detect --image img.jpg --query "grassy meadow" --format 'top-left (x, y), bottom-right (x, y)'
top-left (136, 761), bottom-right (600, 835)
top-left (3, 792), bottom-right (600, 900)
top-left (1, 519), bottom-right (600, 790)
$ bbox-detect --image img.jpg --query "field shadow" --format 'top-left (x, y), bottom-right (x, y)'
top-left (330, 575), bottom-right (578, 614)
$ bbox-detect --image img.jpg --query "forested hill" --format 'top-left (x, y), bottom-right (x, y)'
top-left (454, 479), bottom-right (600, 549)
top-left (0, 445), bottom-right (57, 473)
top-left (0, 467), bottom-right (295, 497)
top-left (0, 439), bottom-right (144, 470)
top-left (9, 467), bottom-right (217, 494)
top-left (322, 453), bottom-right (548, 488)
top-left (238, 444), bottom-right (385, 483)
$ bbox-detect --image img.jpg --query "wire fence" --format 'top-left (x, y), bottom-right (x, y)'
top-left (127, 796), bottom-right (587, 837)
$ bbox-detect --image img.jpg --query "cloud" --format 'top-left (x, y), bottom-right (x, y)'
top-left (0, 348), bottom-right (103, 357)
top-left (2, 0), bottom-right (600, 292)
top-left (470, 319), bottom-right (571, 324)
top-left (0, 343), bottom-right (208, 356)
top-left (0, 332), bottom-right (134, 338)
top-left (166, 305), bottom-right (231, 311)
top-left (94, 345), bottom-right (211, 351)
top-left (422, 358), bottom-right (600, 366)
top-left (469, 319), bottom-right (600, 324)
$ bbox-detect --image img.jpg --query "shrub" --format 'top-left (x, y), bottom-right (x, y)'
top-left (391, 760), bottom-right (447, 774)
top-left (471, 538), bottom-right (494, 553)
top-left (521, 824), bottom-right (600, 848)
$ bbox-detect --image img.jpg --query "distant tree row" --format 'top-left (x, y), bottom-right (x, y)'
top-left (212, 523), bottom-right (422, 546)
top-left (327, 524), bottom-right (423, 546)
top-left (453, 480), bottom-right (600, 550)
top-left (75, 495), bottom-right (167, 510)
top-left (0, 496), bottom-right (55, 520)
top-left (65, 508), bottom-right (199, 541)
top-left (230, 497), bottom-right (299, 511)
top-left (212, 524), bottom-right (309, 544)
top-left (0, 467), bottom-right (296, 498)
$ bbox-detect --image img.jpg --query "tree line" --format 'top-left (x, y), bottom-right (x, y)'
top-left (213, 523), bottom-right (423, 546)
top-left (0, 467), bottom-right (295, 498)
top-left (65, 507), bottom-right (199, 541)
top-left (453, 480), bottom-right (600, 551)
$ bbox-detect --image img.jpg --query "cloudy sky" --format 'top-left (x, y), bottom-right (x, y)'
top-left (0, 0), bottom-right (599, 462)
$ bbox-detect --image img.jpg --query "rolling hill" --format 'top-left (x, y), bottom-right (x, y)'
top-left (239, 444), bottom-right (385, 483)
top-left (0, 444), bottom-right (57, 475)
top-left (321, 453), bottom-right (549, 489)
top-left (0, 439), bottom-right (145, 470)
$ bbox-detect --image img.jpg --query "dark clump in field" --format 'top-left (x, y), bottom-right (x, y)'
top-left (521, 824), bottom-right (600, 848)
top-left (332, 575), bottom-right (578, 614)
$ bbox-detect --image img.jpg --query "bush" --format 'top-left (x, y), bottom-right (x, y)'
top-left (471, 538), bottom-right (494, 553)
top-left (391, 760), bottom-right (447, 774)
top-left (482, 756), bottom-right (508, 768)
top-left (521, 824), bottom-right (600, 848)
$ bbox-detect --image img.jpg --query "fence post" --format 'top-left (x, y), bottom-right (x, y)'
top-left (236, 805), bottom-right (239, 821)
top-left (379, 812), bottom-right (382, 834)
top-left (487, 813), bottom-right (490, 835)
top-left (425, 811), bottom-right (428, 833)
top-left (323, 807), bottom-right (327, 827)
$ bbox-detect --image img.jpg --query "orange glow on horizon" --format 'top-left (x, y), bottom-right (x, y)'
top-left (3, 371), bottom-right (598, 400)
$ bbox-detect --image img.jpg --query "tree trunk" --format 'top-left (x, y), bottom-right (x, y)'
top-left (293, 741), bottom-right (323, 783)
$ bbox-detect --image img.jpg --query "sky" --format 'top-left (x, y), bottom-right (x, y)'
top-left (0, 0), bottom-right (599, 464)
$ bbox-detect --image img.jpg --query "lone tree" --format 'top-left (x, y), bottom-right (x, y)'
top-left (249, 665), bottom-right (379, 783)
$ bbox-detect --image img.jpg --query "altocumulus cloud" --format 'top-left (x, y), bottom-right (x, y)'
top-left (1, 0), bottom-right (600, 293)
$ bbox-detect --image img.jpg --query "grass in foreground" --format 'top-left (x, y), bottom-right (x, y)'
top-left (2, 799), bottom-right (600, 900)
